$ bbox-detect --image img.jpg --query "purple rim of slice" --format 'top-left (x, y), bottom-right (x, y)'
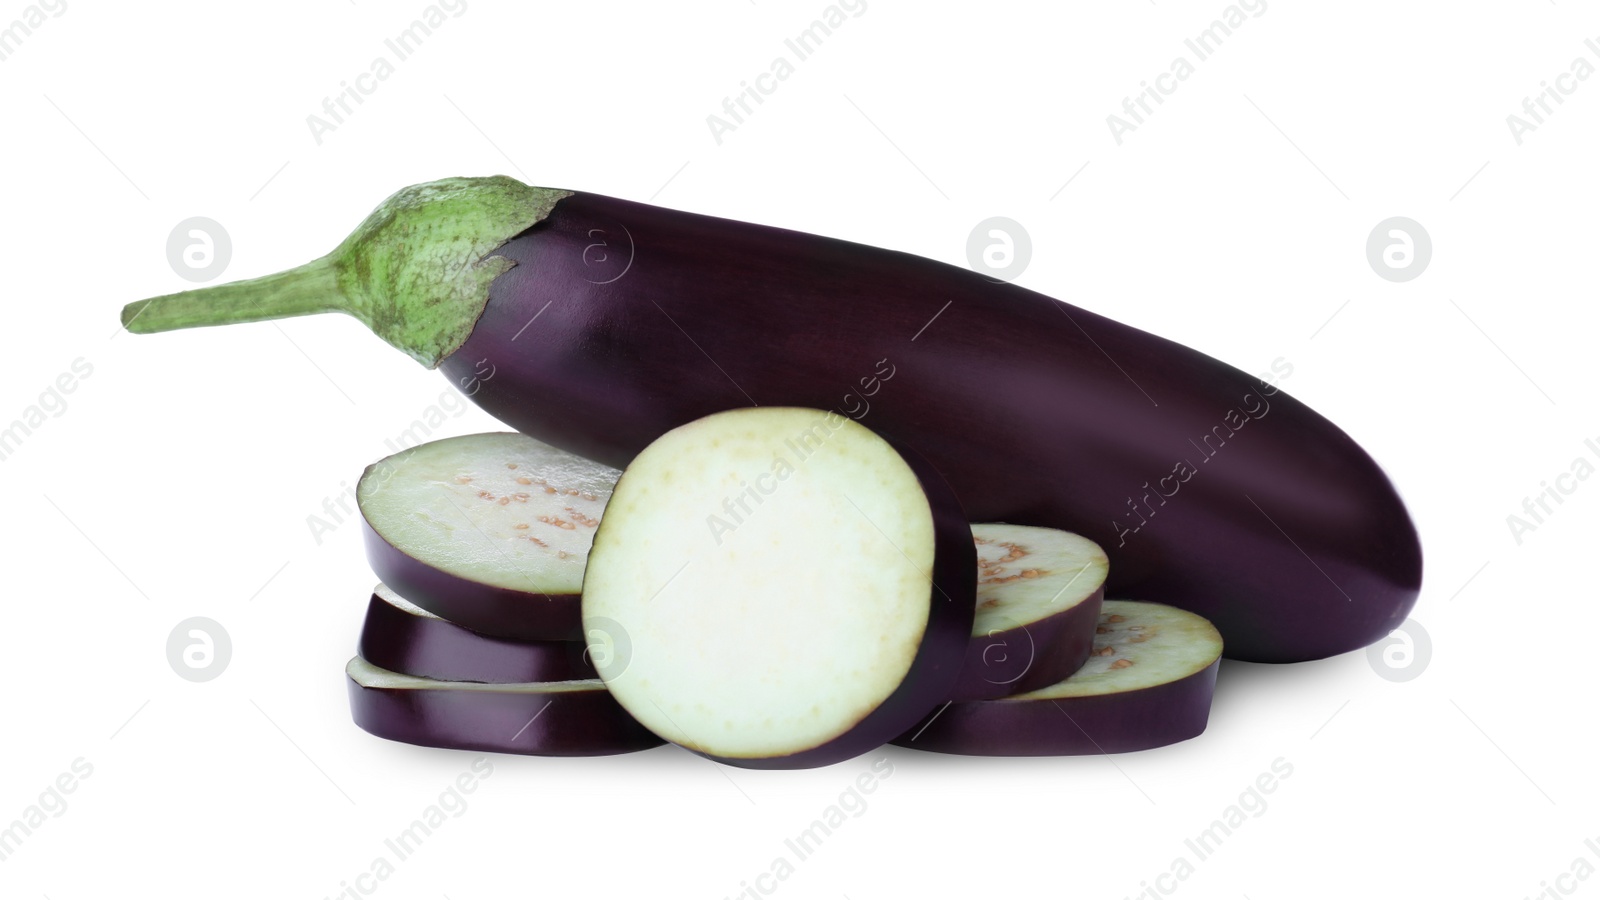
top-left (950, 524), bottom-right (1108, 701)
top-left (345, 657), bottom-right (662, 757)
top-left (359, 583), bottom-right (597, 683)
top-left (362, 523), bottom-right (580, 641)
top-left (894, 600), bottom-right (1222, 756)
top-left (581, 407), bottom-right (976, 770)
top-left (357, 432), bottom-right (618, 641)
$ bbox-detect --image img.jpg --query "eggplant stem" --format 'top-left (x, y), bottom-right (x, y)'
top-left (120, 257), bottom-right (342, 333)
top-left (116, 176), bottom-right (572, 368)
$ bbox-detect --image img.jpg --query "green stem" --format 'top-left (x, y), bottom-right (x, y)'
top-left (115, 176), bottom-right (571, 368)
top-left (121, 256), bottom-right (343, 333)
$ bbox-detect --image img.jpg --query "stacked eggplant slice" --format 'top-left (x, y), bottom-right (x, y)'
top-left (346, 432), bottom-right (661, 756)
top-left (345, 413), bottom-right (1229, 765)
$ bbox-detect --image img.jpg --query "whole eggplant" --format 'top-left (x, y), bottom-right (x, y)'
top-left (122, 177), bottom-right (1422, 662)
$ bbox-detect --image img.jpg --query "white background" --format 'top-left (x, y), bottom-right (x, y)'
top-left (2, 1), bottom-right (1596, 898)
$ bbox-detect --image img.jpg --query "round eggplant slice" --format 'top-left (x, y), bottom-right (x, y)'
top-left (358, 432), bottom-right (619, 641)
top-left (359, 583), bottom-right (598, 683)
top-left (952, 524), bottom-right (1107, 701)
top-left (345, 657), bottom-right (662, 756)
top-left (581, 407), bottom-right (976, 770)
top-left (895, 600), bottom-right (1222, 756)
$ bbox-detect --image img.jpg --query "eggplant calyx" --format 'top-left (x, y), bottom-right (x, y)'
top-left (118, 176), bottom-right (572, 368)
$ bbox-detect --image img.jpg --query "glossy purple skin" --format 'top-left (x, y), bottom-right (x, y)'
top-left (360, 516), bottom-right (581, 642)
top-left (949, 585), bottom-right (1103, 702)
top-left (358, 590), bottom-right (597, 683)
top-left (442, 193), bottom-right (1422, 663)
top-left (346, 676), bottom-right (663, 757)
top-left (893, 658), bottom-right (1220, 756)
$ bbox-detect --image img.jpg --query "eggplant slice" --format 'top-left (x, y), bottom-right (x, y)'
top-left (345, 658), bottom-right (661, 756)
top-left (895, 600), bottom-right (1222, 756)
top-left (359, 583), bottom-right (597, 683)
top-left (358, 432), bottom-right (619, 641)
top-left (952, 524), bottom-right (1107, 700)
top-left (581, 407), bottom-right (976, 769)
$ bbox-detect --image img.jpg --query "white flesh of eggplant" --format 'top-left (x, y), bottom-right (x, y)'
top-left (358, 432), bottom-right (618, 594)
top-left (1010, 600), bottom-right (1222, 700)
top-left (582, 408), bottom-right (941, 759)
top-left (971, 523), bottom-right (1106, 635)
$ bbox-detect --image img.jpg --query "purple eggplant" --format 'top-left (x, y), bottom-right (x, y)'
top-left (895, 600), bottom-right (1223, 756)
top-left (120, 177), bottom-right (1422, 662)
top-left (951, 524), bottom-right (1106, 701)
top-left (580, 407), bottom-right (976, 770)
top-left (357, 431), bottom-right (618, 641)
top-left (359, 583), bottom-right (597, 683)
top-left (345, 657), bottom-right (662, 756)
